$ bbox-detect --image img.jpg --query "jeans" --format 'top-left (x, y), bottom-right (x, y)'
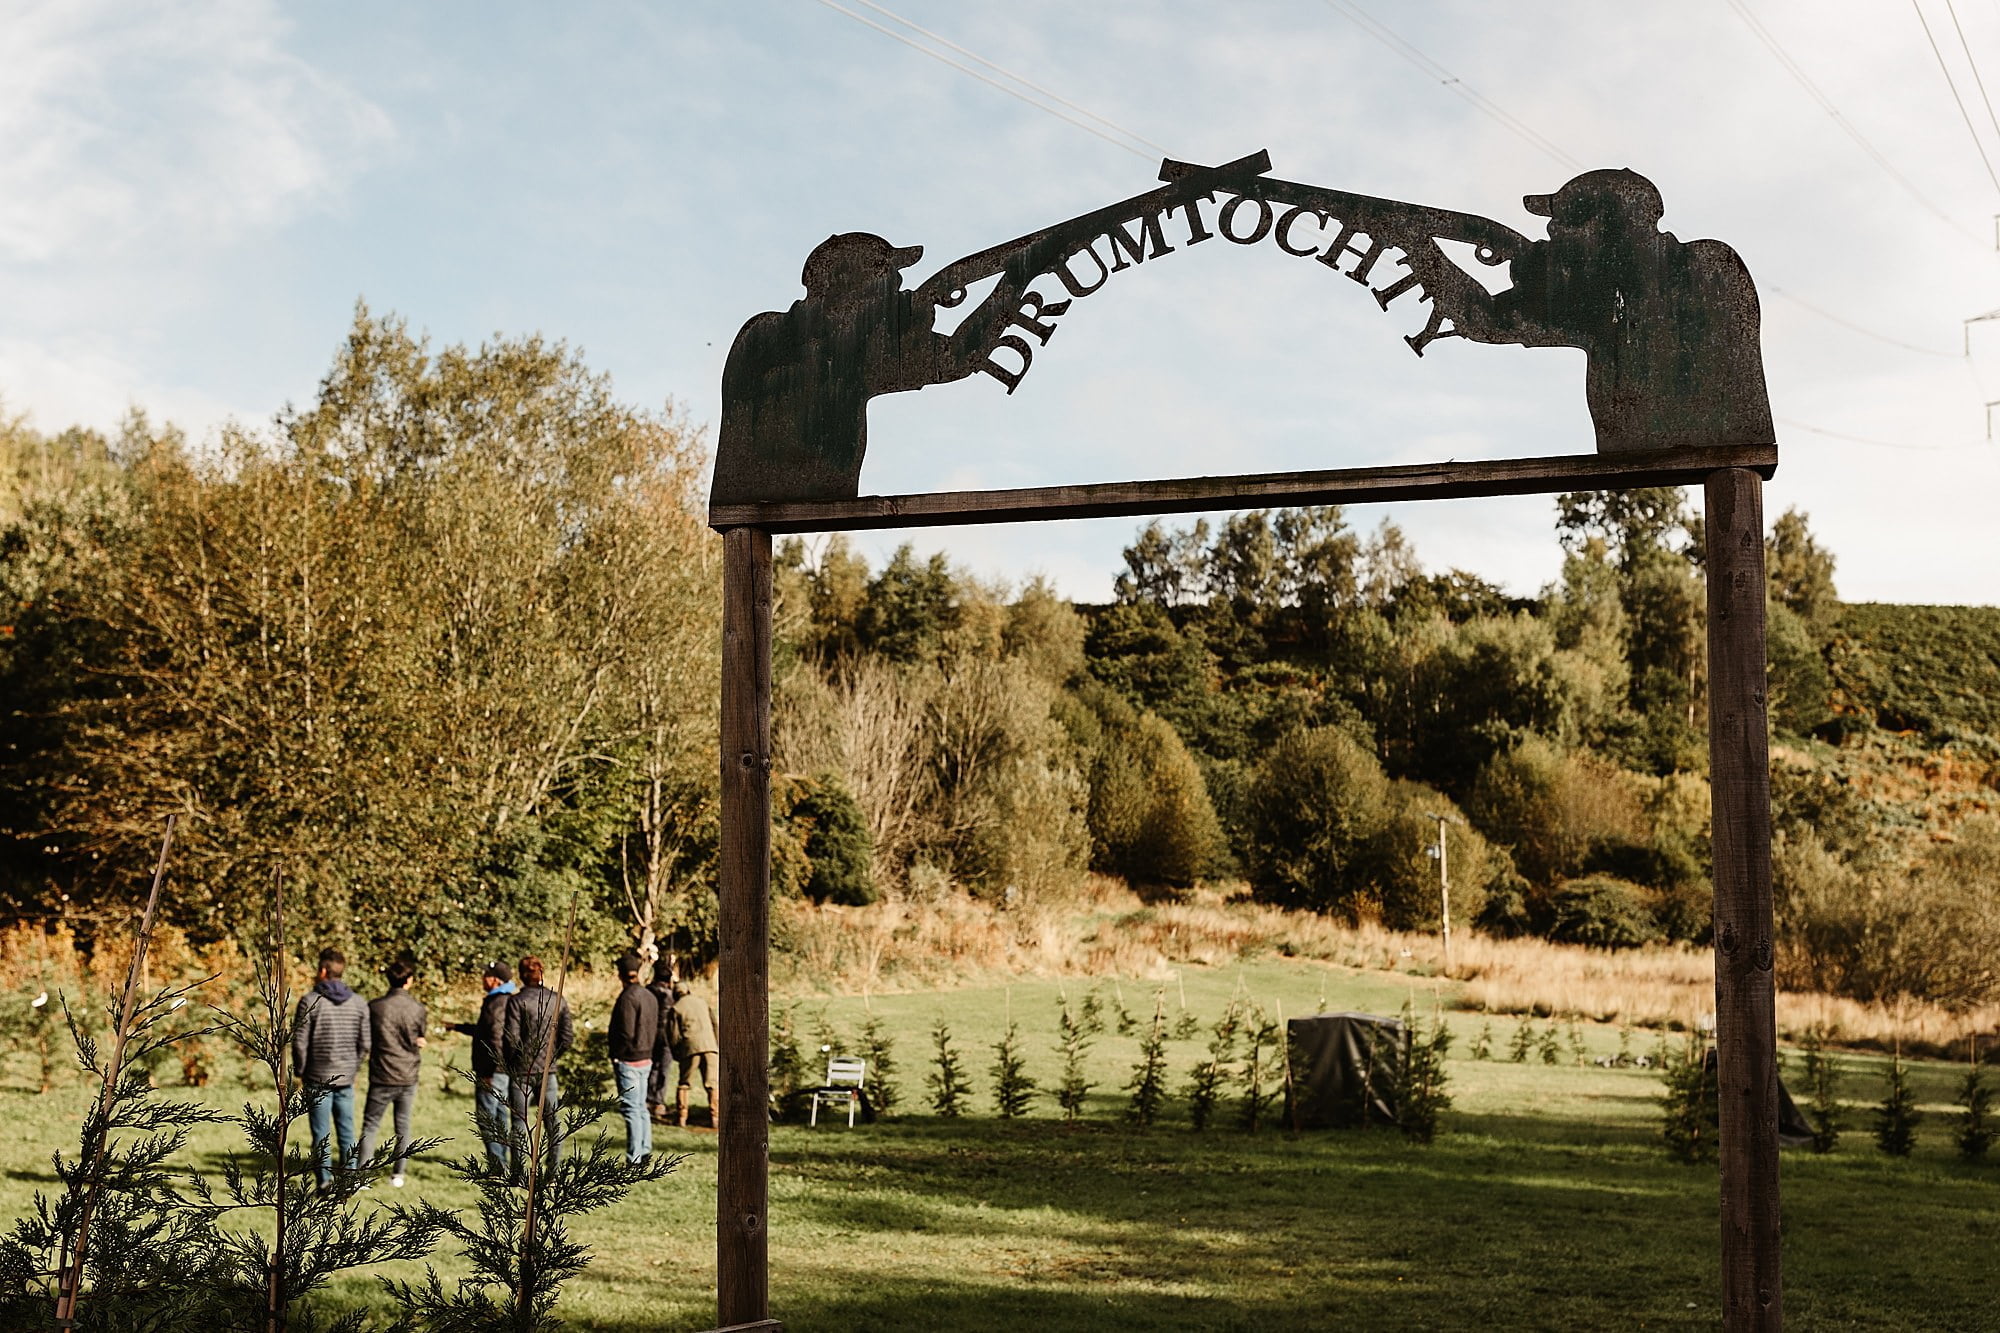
top-left (359, 1081), bottom-right (417, 1175)
top-left (613, 1060), bottom-right (652, 1161)
top-left (304, 1083), bottom-right (357, 1187)
top-left (505, 1071), bottom-right (561, 1175)
top-left (476, 1072), bottom-right (512, 1173)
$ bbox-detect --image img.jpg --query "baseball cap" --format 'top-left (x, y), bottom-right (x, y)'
top-left (801, 232), bottom-right (925, 291)
top-left (482, 961), bottom-right (513, 982)
top-left (1524, 168), bottom-right (1663, 226)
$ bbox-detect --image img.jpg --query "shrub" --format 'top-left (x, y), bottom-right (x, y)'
top-left (1466, 735), bottom-right (1648, 888)
top-left (1545, 876), bottom-right (1663, 950)
top-left (1074, 685), bottom-right (1223, 891)
top-left (793, 774), bottom-right (878, 905)
top-left (1953, 1062), bottom-right (1993, 1161)
top-left (1244, 726), bottom-right (1389, 915)
top-left (1366, 782), bottom-right (1492, 932)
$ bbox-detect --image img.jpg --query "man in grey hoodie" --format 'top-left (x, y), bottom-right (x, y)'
top-left (292, 947), bottom-right (371, 1188)
top-left (359, 957), bottom-right (427, 1187)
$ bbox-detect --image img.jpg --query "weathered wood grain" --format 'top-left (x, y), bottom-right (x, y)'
top-left (1704, 467), bottom-right (1782, 1331)
top-left (718, 527), bottom-right (774, 1328)
top-left (708, 444), bottom-right (1778, 533)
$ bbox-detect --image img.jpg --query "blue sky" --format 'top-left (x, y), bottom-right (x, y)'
top-left (4, 0), bottom-right (1997, 603)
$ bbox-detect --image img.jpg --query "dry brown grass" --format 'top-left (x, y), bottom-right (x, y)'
top-left (771, 878), bottom-right (2000, 1055)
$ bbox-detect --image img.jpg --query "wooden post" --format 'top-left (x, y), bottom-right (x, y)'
top-left (1704, 468), bottom-right (1781, 1330)
top-left (718, 526), bottom-right (773, 1328)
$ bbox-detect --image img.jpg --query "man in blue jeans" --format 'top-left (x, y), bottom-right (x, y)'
top-left (451, 962), bottom-right (517, 1173)
top-left (291, 947), bottom-right (370, 1188)
top-left (607, 952), bottom-right (660, 1162)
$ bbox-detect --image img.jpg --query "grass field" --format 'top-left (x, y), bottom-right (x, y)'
top-left (3, 957), bottom-right (1995, 1330)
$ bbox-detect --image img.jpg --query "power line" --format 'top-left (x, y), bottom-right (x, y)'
top-left (1944, 0), bottom-right (2000, 151)
top-left (810, 0), bottom-right (1152, 160)
top-left (1767, 287), bottom-right (1960, 357)
top-left (848, 0), bottom-right (1170, 156)
top-left (1910, 0), bottom-right (2000, 195)
top-left (1777, 415), bottom-right (1990, 451)
top-left (1318, 1), bottom-right (1582, 171)
top-left (1723, 0), bottom-right (1988, 247)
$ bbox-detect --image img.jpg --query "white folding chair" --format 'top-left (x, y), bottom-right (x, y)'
top-left (808, 1055), bottom-right (866, 1127)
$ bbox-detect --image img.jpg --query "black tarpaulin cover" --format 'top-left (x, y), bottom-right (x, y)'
top-left (1287, 1012), bottom-right (1402, 1129)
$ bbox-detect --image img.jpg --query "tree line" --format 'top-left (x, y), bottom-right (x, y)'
top-left (3, 307), bottom-right (1994, 1011)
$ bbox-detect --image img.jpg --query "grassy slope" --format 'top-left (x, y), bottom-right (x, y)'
top-left (1833, 602), bottom-right (2000, 741)
top-left (3, 959), bottom-right (1996, 1330)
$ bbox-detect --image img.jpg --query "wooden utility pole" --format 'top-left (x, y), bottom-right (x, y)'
top-left (1427, 811), bottom-right (1457, 975)
top-left (1704, 468), bottom-right (1781, 1331)
top-left (717, 527), bottom-right (774, 1329)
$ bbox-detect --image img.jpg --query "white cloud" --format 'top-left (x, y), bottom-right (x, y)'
top-left (0, 0), bottom-right (391, 262)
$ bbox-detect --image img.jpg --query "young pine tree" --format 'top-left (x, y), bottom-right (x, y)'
top-left (768, 1004), bottom-right (808, 1123)
top-left (1800, 1025), bottom-right (1842, 1154)
top-left (1565, 1018), bottom-right (1588, 1066)
top-left (989, 1022), bottom-right (1037, 1119)
top-left (1393, 1005), bottom-right (1453, 1144)
top-left (390, 915), bottom-right (681, 1332)
top-left (1537, 1022), bottom-right (1563, 1066)
top-left (1055, 999), bottom-right (1096, 1122)
top-left (203, 880), bottom-right (441, 1331)
top-left (0, 825), bottom-right (230, 1333)
top-left (1953, 1062), bottom-right (1994, 1161)
top-left (1238, 1007), bottom-right (1281, 1133)
top-left (1616, 1018), bottom-right (1634, 1068)
top-left (1469, 1021), bottom-right (1493, 1062)
top-left (1508, 1022), bottom-right (1535, 1063)
top-left (1125, 1002), bottom-right (1171, 1128)
top-left (1874, 1052), bottom-right (1921, 1158)
top-left (1660, 1033), bottom-right (1718, 1164)
top-left (1184, 1002), bottom-right (1242, 1132)
top-left (861, 1015), bottom-right (898, 1116)
top-left (927, 1020), bottom-right (973, 1117)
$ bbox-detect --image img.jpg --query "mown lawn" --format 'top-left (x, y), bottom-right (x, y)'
top-left (1, 957), bottom-right (1994, 1330)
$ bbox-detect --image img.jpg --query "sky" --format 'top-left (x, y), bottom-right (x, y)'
top-left (2, 0), bottom-right (1998, 605)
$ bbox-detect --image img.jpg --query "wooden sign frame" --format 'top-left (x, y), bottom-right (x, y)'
top-left (704, 153), bottom-right (1783, 1332)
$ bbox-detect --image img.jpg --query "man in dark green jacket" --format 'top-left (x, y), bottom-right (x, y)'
top-left (667, 982), bottom-right (720, 1131)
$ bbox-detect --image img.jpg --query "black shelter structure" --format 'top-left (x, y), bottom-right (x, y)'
top-left (705, 150), bottom-right (1782, 1332)
top-left (1286, 1013), bottom-right (1402, 1129)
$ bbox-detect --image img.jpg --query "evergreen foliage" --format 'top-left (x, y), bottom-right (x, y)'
top-left (792, 775), bottom-right (878, 905)
top-left (1054, 998), bottom-right (1097, 1122)
top-left (1800, 1026), bottom-right (1842, 1154)
top-left (1953, 1061), bottom-right (1994, 1161)
top-left (1508, 1022), bottom-right (1534, 1063)
top-left (1659, 1034), bottom-right (1718, 1164)
top-left (989, 1022), bottom-right (1037, 1119)
top-left (768, 1004), bottom-right (808, 1122)
top-left (861, 1016), bottom-right (898, 1116)
top-left (1124, 1004), bottom-right (1171, 1128)
top-left (1238, 1008), bottom-right (1281, 1133)
top-left (926, 1021), bottom-right (972, 1118)
top-left (1874, 1054), bottom-right (1921, 1158)
top-left (1392, 1006), bottom-right (1453, 1144)
top-left (1184, 1002), bottom-right (1242, 1131)
top-left (1470, 1021), bottom-right (1493, 1061)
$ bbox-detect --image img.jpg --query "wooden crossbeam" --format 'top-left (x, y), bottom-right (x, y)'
top-left (707, 444), bottom-right (1777, 533)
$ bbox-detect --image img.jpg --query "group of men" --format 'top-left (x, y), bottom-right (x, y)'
top-left (289, 946), bottom-right (721, 1186)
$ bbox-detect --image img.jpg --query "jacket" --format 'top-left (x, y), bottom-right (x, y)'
top-left (609, 982), bottom-right (659, 1064)
top-left (501, 983), bottom-right (574, 1077)
top-left (647, 979), bottom-right (676, 1068)
top-left (291, 980), bottom-right (370, 1087)
top-left (368, 988), bottom-right (428, 1086)
top-left (666, 989), bottom-right (718, 1061)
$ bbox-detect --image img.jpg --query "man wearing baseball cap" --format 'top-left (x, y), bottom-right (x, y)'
top-left (1462, 167), bottom-right (1772, 452)
top-left (449, 961), bottom-right (517, 1172)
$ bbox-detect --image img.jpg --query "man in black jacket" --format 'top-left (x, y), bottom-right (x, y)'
top-left (645, 957), bottom-right (677, 1122)
top-left (607, 952), bottom-right (660, 1162)
top-left (358, 958), bottom-right (427, 1187)
top-left (500, 955), bottom-right (573, 1173)
top-left (449, 962), bottom-right (515, 1171)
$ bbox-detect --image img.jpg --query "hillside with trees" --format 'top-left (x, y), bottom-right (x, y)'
top-left (1, 310), bottom-right (1995, 1016)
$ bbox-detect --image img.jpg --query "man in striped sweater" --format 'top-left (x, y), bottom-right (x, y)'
top-left (292, 947), bottom-right (371, 1188)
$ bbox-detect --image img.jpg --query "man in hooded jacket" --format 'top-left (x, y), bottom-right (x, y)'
top-left (292, 947), bottom-right (371, 1187)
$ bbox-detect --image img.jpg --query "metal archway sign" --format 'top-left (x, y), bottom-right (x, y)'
top-left (706, 150), bottom-right (1780, 1333)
